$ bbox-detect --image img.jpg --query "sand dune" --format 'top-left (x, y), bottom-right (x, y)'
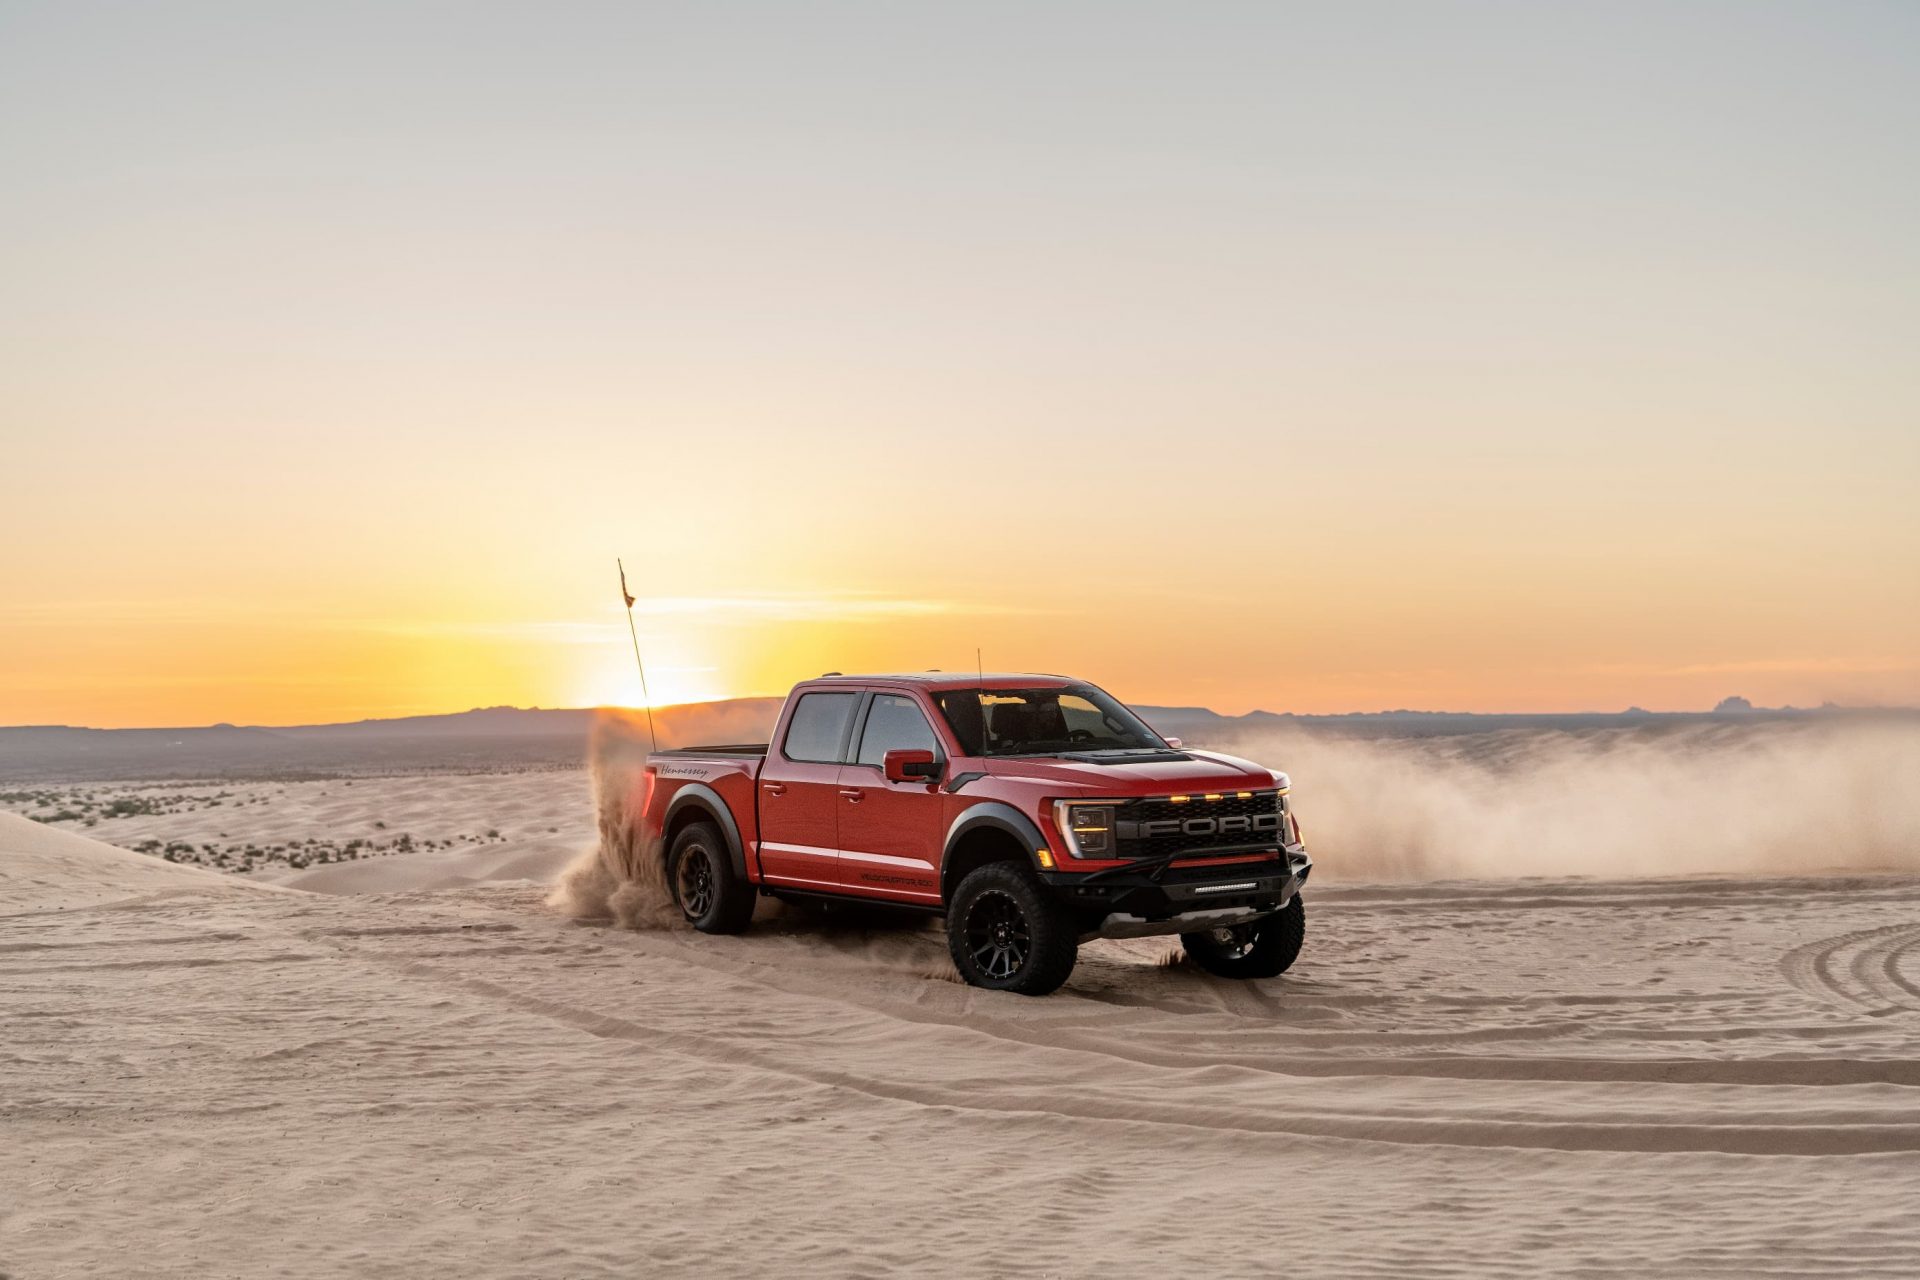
top-left (5, 805), bottom-right (1920, 1277)
top-left (0, 809), bottom-right (282, 913)
top-left (277, 837), bottom-right (582, 894)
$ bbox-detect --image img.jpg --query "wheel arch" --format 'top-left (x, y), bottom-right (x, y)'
top-left (940, 802), bottom-right (1051, 902)
top-left (661, 784), bottom-right (749, 880)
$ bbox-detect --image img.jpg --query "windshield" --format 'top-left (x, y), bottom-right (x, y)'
top-left (933, 685), bottom-right (1170, 757)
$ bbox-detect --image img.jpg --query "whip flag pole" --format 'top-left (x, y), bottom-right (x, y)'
top-left (617, 558), bottom-right (659, 753)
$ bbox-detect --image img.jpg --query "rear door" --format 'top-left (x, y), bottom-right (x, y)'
top-left (755, 689), bottom-right (860, 891)
top-left (833, 691), bottom-right (946, 904)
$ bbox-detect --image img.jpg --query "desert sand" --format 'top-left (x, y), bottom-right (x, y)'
top-left (6, 792), bottom-right (1920, 1279)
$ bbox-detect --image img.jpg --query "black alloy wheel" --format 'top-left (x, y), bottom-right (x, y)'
top-left (674, 841), bottom-right (717, 920)
top-left (944, 861), bottom-right (1078, 995)
top-left (667, 820), bottom-right (756, 934)
top-left (964, 889), bottom-right (1032, 980)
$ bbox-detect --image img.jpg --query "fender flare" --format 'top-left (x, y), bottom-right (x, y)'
top-left (662, 784), bottom-right (749, 881)
top-left (941, 801), bottom-right (1051, 898)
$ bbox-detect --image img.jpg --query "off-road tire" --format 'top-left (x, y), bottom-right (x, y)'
top-left (946, 862), bottom-right (1078, 995)
top-left (669, 821), bottom-right (755, 934)
top-left (1181, 895), bottom-right (1305, 979)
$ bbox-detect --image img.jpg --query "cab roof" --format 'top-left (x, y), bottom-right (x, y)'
top-left (801, 672), bottom-right (1079, 693)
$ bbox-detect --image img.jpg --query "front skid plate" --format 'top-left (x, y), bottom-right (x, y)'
top-left (1086, 888), bottom-right (1294, 941)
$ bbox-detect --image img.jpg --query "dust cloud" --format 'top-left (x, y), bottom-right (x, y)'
top-left (547, 710), bottom-right (679, 927)
top-left (1228, 718), bottom-right (1920, 881)
top-left (549, 708), bottom-right (1920, 912)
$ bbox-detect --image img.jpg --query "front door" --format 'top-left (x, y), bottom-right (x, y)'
top-left (755, 689), bottom-right (859, 891)
top-left (834, 692), bottom-right (945, 904)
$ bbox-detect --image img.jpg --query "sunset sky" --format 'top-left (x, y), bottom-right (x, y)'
top-left (4, 2), bottom-right (1917, 727)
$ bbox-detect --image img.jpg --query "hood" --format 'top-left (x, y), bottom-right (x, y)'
top-left (982, 749), bottom-right (1283, 797)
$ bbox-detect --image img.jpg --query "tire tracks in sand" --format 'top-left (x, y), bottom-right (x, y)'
top-left (305, 915), bottom-right (1920, 1158)
top-left (1781, 924), bottom-right (1920, 1017)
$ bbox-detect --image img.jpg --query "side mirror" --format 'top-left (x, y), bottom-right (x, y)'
top-left (1164, 736), bottom-right (1183, 749)
top-left (883, 748), bottom-right (941, 784)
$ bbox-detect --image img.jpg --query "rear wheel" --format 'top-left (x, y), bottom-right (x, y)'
top-left (946, 862), bottom-right (1078, 995)
top-left (669, 821), bottom-right (754, 934)
top-left (1181, 895), bottom-right (1305, 979)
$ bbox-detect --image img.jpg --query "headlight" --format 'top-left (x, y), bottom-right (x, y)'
top-left (1276, 792), bottom-right (1298, 844)
top-left (1053, 801), bottom-right (1115, 857)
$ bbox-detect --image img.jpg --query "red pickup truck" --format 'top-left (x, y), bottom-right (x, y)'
top-left (638, 673), bottom-right (1312, 994)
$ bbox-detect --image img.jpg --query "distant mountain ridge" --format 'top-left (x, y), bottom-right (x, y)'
top-left (0, 700), bottom-right (782, 781)
top-left (2, 696), bottom-right (1906, 782)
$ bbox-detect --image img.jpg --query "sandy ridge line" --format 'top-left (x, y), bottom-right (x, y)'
top-left (0, 930), bottom-right (251, 953)
top-left (0, 952), bottom-right (323, 976)
top-left (1316, 878), bottom-right (1920, 908)
top-left (0, 885), bottom-right (284, 923)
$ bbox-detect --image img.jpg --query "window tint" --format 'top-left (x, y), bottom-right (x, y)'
top-left (1060, 698), bottom-right (1107, 735)
top-left (855, 694), bottom-right (938, 768)
top-left (934, 686), bottom-right (1166, 757)
top-left (782, 692), bottom-right (858, 763)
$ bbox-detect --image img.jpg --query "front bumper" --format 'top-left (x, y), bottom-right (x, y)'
top-left (1040, 847), bottom-right (1312, 941)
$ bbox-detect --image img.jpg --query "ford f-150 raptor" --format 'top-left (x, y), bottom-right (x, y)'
top-left (637, 673), bottom-right (1312, 994)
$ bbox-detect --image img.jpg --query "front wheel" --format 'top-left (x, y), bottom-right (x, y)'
top-left (946, 862), bottom-right (1078, 995)
top-left (1181, 895), bottom-right (1305, 979)
top-left (669, 821), bottom-right (755, 934)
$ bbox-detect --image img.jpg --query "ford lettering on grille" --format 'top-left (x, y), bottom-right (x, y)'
top-left (1119, 812), bottom-right (1282, 840)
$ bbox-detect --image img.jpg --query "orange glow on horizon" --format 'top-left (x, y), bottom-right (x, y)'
top-left (3, 583), bottom-right (1915, 729)
top-left (3, 6), bottom-right (1915, 729)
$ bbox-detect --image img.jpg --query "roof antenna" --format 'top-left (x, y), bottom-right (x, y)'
top-left (976, 646), bottom-right (987, 755)
top-left (617, 558), bottom-right (659, 753)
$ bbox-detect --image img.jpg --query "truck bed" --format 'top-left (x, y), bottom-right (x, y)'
top-left (644, 745), bottom-right (768, 884)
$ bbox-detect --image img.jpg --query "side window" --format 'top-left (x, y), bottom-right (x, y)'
top-left (782, 692), bottom-right (859, 764)
top-left (855, 694), bottom-right (938, 768)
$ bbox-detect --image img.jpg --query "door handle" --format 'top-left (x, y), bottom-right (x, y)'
top-left (838, 789), bottom-right (864, 803)
top-left (763, 783), bottom-right (787, 797)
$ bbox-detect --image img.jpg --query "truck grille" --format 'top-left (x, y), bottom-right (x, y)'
top-left (1113, 789), bottom-right (1286, 859)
